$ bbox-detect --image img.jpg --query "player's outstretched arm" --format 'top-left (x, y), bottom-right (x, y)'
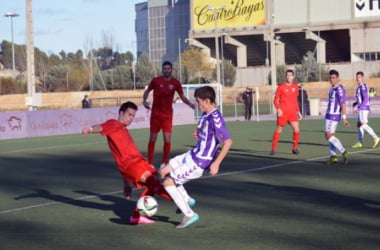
top-left (180, 95), bottom-right (196, 109)
top-left (82, 124), bottom-right (102, 135)
top-left (142, 89), bottom-right (151, 109)
top-left (209, 138), bottom-right (233, 176)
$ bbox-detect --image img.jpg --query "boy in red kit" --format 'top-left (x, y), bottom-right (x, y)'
top-left (270, 69), bottom-right (303, 155)
top-left (82, 101), bottom-right (172, 225)
top-left (142, 61), bottom-right (195, 167)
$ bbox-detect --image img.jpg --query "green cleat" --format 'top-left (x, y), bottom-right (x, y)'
top-left (176, 213), bottom-right (199, 229)
top-left (342, 151), bottom-right (349, 165)
top-left (327, 156), bottom-right (338, 165)
top-left (373, 137), bottom-right (380, 148)
top-left (351, 142), bottom-right (363, 148)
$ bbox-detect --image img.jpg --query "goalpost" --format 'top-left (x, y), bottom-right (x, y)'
top-left (181, 83), bottom-right (223, 119)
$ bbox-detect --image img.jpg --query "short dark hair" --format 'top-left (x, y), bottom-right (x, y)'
top-left (286, 69), bottom-right (294, 74)
top-left (162, 61), bottom-right (172, 68)
top-left (329, 69), bottom-right (339, 77)
top-left (356, 71), bottom-right (364, 77)
top-left (194, 86), bottom-right (216, 104)
top-left (119, 101), bottom-right (138, 113)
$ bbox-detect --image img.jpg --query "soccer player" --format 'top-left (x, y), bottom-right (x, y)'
top-left (325, 70), bottom-right (350, 165)
top-left (270, 69), bottom-right (302, 155)
top-left (351, 71), bottom-right (380, 149)
top-left (82, 101), bottom-right (172, 224)
top-left (142, 61), bottom-right (195, 167)
top-left (159, 86), bottom-right (233, 229)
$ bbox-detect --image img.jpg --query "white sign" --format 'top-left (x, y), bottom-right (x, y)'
top-left (355, 0), bottom-right (380, 17)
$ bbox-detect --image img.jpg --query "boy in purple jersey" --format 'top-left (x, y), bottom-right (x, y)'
top-left (325, 70), bottom-right (350, 165)
top-left (159, 86), bottom-right (233, 229)
top-left (351, 71), bottom-right (380, 149)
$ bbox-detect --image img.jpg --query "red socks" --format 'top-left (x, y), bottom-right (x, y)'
top-left (162, 142), bottom-right (171, 165)
top-left (272, 131), bottom-right (280, 151)
top-left (148, 141), bottom-right (155, 164)
top-left (145, 175), bottom-right (172, 201)
top-left (293, 132), bottom-right (300, 150)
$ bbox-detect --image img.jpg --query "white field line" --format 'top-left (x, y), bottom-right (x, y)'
top-left (0, 148), bottom-right (378, 215)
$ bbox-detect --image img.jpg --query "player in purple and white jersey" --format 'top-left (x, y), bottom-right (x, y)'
top-left (325, 70), bottom-right (350, 165)
top-left (351, 71), bottom-right (380, 149)
top-left (159, 86), bottom-right (233, 229)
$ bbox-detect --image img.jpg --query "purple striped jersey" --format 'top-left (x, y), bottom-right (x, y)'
top-left (190, 108), bottom-right (231, 169)
top-left (325, 84), bottom-right (346, 121)
top-left (355, 83), bottom-right (370, 111)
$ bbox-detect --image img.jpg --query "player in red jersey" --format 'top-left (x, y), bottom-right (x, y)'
top-left (82, 101), bottom-right (172, 225)
top-left (270, 69), bottom-right (303, 155)
top-left (142, 61), bottom-right (195, 166)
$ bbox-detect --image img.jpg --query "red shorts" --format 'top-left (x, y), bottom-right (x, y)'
top-left (120, 159), bottom-right (156, 189)
top-left (277, 111), bottom-right (298, 127)
top-left (150, 115), bottom-right (173, 133)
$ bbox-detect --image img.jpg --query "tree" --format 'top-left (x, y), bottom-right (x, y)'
top-left (135, 53), bottom-right (155, 88)
top-left (180, 48), bottom-right (214, 84)
top-left (295, 51), bottom-right (329, 83)
top-left (222, 59), bottom-right (236, 87)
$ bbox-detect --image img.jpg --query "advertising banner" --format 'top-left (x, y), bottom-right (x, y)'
top-left (192, 0), bottom-right (266, 31)
top-left (0, 104), bottom-right (195, 140)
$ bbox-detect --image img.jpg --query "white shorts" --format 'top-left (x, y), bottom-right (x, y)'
top-left (168, 151), bottom-right (204, 185)
top-left (325, 119), bottom-right (339, 133)
top-left (357, 110), bottom-right (369, 124)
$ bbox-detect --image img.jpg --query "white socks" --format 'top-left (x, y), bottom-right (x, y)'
top-left (362, 124), bottom-right (378, 139)
top-left (328, 136), bottom-right (345, 154)
top-left (165, 185), bottom-right (194, 217)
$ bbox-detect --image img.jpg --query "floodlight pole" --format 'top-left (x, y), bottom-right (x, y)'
top-left (208, 4), bottom-right (226, 84)
top-left (4, 12), bottom-right (19, 80)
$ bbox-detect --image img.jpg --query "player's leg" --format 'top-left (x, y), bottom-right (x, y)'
top-left (271, 117), bottom-right (285, 154)
top-left (161, 119), bottom-right (173, 166)
top-left (353, 114), bottom-right (364, 148)
top-left (148, 115), bottom-right (162, 164)
top-left (289, 120), bottom-right (300, 154)
top-left (162, 152), bottom-right (201, 228)
top-left (325, 119), bottom-right (348, 164)
top-left (360, 111), bottom-right (380, 147)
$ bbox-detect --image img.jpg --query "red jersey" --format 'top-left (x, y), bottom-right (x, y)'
top-left (147, 76), bottom-right (184, 119)
top-left (101, 119), bottom-right (146, 173)
top-left (273, 82), bottom-right (300, 113)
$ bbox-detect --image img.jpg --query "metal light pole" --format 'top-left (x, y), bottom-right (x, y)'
top-left (208, 4), bottom-right (225, 84)
top-left (4, 12), bottom-right (19, 79)
top-left (178, 38), bottom-right (182, 83)
top-left (132, 63), bottom-right (136, 90)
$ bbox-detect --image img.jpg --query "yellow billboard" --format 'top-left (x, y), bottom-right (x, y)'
top-left (192, 0), bottom-right (266, 31)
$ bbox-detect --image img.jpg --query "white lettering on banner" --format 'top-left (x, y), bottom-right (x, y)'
top-left (0, 104), bottom-right (195, 140)
top-left (355, 0), bottom-right (380, 17)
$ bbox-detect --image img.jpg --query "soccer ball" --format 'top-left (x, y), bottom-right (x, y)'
top-left (137, 196), bottom-right (158, 217)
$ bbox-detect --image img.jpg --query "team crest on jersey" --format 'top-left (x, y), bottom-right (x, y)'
top-left (169, 84), bottom-right (174, 90)
top-left (292, 87), bottom-right (296, 92)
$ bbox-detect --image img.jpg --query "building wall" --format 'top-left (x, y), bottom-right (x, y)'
top-left (136, 0), bottom-right (380, 84)
top-left (136, 0), bottom-right (190, 67)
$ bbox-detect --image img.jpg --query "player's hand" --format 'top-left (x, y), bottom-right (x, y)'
top-left (343, 119), bottom-right (350, 127)
top-left (82, 128), bottom-right (90, 135)
top-left (143, 101), bottom-right (151, 110)
top-left (297, 112), bottom-right (303, 121)
top-left (209, 162), bottom-right (220, 176)
top-left (189, 103), bottom-right (196, 109)
top-left (123, 182), bottom-right (132, 200)
top-left (277, 109), bottom-right (283, 117)
top-left (192, 130), bottom-right (198, 140)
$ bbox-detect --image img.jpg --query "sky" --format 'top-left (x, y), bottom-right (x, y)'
top-left (0, 0), bottom-right (143, 56)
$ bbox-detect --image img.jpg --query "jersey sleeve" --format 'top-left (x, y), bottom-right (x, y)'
top-left (213, 111), bottom-right (231, 143)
